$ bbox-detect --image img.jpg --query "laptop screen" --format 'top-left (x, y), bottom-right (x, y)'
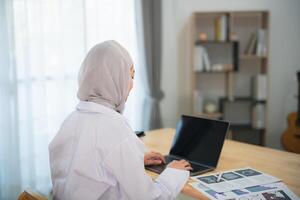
top-left (169, 115), bottom-right (229, 167)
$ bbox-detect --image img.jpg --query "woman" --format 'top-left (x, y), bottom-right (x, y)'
top-left (49, 40), bottom-right (192, 200)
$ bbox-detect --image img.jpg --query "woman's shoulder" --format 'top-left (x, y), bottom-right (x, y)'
top-left (83, 112), bottom-right (136, 150)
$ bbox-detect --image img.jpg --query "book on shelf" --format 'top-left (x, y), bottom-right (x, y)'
top-left (244, 29), bottom-right (267, 57)
top-left (215, 15), bottom-right (228, 41)
top-left (256, 29), bottom-right (267, 57)
top-left (194, 45), bottom-right (210, 71)
top-left (244, 32), bottom-right (257, 55)
top-left (252, 74), bottom-right (267, 101)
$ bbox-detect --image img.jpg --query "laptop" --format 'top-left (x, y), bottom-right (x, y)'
top-left (146, 115), bottom-right (230, 176)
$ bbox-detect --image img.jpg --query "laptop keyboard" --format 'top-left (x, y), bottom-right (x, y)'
top-left (148, 155), bottom-right (210, 174)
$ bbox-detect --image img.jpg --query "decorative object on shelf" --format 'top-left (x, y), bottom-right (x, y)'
top-left (204, 100), bottom-right (218, 114)
top-left (211, 64), bottom-right (233, 72)
top-left (230, 32), bottom-right (238, 41)
top-left (211, 64), bottom-right (224, 72)
top-left (198, 32), bottom-right (208, 41)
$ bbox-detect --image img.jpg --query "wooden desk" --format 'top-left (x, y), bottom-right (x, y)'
top-left (142, 128), bottom-right (300, 199)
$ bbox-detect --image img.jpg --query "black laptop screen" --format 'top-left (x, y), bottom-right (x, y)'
top-left (169, 115), bottom-right (229, 167)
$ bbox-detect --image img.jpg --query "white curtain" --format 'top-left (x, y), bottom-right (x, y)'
top-left (0, 0), bottom-right (142, 199)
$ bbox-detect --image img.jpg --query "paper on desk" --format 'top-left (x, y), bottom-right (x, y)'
top-left (190, 181), bottom-right (299, 200)
top-left (191, 167), bottom-right (280, 193)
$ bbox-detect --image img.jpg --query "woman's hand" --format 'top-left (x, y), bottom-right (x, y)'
top-left (144, 151), bottom-right (165, 166)
top-left (168, 159), bottom-right (193, 171)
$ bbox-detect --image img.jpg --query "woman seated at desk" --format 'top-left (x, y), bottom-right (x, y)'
top-left (49, 40), bottom-right (192, 200)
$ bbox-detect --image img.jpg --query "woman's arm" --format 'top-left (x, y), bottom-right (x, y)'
top-left (103, 136), bottom-right (189, 200)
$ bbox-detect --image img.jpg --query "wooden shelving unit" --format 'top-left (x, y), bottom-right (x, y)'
top-left (190, 11), bottom-right (269, 146)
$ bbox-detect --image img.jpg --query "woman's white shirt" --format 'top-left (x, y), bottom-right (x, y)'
top-left (49, 101), bottom-right (189, 200)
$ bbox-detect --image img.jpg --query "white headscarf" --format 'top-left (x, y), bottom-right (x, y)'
top-left (77, 40), bottom-right (133, 113)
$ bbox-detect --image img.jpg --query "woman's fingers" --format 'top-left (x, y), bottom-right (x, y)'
top-left (149, 151), bottom-right (165, 163)
top-left (179, 159), bottom-right (189, 165)
top-left (145, 158), bottom-right (163, 166)
top-left (144, 151), bottom-right (166, 166)
top-left (179, 159), bottom-right (193, 170)
top-left (150, 159), bottom-right (163, 165)
top-left (145, 153), bottom-right (193, 170)
top-left (168, 160), bottom-right (193, 171)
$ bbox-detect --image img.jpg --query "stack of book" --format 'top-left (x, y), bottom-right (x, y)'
top-left (244, 29), bottom-right (267, 57)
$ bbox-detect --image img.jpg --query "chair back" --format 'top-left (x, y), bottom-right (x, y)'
top-left (18, 190), bottom-right (47, 200)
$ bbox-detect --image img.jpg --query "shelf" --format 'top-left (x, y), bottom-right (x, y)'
top-left (195, 40), bottom-right (237, 45)
top-left (194, 11), bottom-right (229, 16)
top-left (195, 70), bottom-right (235, 74)
top-left (239, 54), bottom-right (267, 60)
top-left (231, 11), bottom-right (266, 18)
top-left (220, 97), bottom-right (266, 104)
top-left (191, 11), bottom-right (269, 146)
top-left (230, 124), bottom-right (265, 131)
top-left (195, 112), bottom-right (223, 119)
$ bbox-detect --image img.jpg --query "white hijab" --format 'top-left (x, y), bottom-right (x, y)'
top-left (77, 40), bottom-right (133, 113)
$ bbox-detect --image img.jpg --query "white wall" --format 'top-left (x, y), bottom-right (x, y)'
top-left (160, 0), bottom-right (300, 149)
